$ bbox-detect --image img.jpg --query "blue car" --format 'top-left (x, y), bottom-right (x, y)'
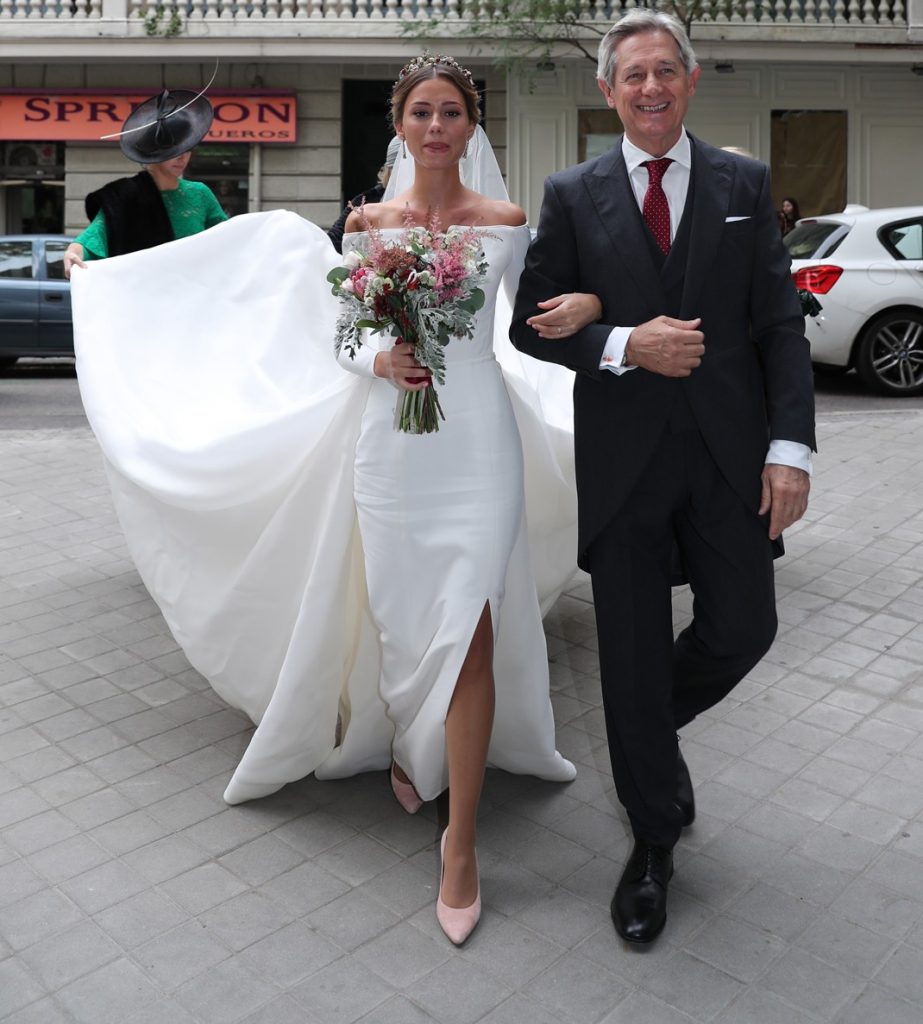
top-left (0, 235), bottom-right (73, 367)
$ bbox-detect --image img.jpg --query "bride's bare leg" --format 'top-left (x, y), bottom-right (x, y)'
top-left (442, 602), bottom-right (495, 908)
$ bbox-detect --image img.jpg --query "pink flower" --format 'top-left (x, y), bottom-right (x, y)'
top-left (351, 267), bottom-right (372, 299)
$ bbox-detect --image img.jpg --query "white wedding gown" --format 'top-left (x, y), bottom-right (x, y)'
top-left (71, 210), bottom-right (578, 804)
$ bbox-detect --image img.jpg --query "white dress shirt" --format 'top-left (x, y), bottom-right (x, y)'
top-left (598, 130), bottom-right (812, 475)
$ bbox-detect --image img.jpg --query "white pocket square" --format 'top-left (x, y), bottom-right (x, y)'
top-left (725, 216), bottom-right (751, 222)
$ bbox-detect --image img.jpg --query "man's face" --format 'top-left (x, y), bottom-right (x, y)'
top-left (598, 29), bottom-right (700, 157)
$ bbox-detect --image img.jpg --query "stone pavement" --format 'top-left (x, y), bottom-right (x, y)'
top-left (1, 410), bottom-right (923, 1024)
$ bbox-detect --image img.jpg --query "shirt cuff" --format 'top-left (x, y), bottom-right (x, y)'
top-left (600, 327), bottom-right (635, 376)
top-left (766, 440), bottom-right (813, 477)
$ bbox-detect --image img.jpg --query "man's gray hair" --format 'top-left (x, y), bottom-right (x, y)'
top-left (597, 10), bottom-right (697, 85)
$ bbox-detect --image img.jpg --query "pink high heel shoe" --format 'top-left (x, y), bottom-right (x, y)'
top-left (390, 764), bottom-right (423, 815)
top-left (436, 828), bottom-right (481, 945)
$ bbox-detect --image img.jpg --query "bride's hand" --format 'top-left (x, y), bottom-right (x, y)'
top-left (374, 341), bottom-right (432, 391)
top-left (526, 292), bottom-right (602, 339)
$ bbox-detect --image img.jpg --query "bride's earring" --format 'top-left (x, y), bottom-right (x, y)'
top-left (401, 138), bottom-right (406, 159)
top-left (463, 136), bottom-right (470, 159)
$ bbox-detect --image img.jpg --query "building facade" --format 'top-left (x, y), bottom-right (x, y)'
top-left (0, 1), bottom-right (921, 235)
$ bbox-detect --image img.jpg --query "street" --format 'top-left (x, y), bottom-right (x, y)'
top-left (1, 356), bottom-right (923, 1023)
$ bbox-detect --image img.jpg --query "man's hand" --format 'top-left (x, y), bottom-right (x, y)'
top-left (624, 316), bottom-right (704, 377)
top-left (759, 463), bottom-right (810, 540)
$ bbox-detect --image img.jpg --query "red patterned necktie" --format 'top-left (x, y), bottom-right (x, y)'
top-left (642, 158), bottom-right (673, 254)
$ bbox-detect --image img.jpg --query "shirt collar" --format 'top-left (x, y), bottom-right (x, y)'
top-left (622, 129), bottom-right (690, 175)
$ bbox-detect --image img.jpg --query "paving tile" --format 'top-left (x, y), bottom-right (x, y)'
top-left (94, 887), bottom-right (189, 949)
top-left (514, 949), bottom-right (626, 1024)
top-left (760, 947), bottom-right (865, 1019)
top-left (173, 959), bottom-right (278, 1024)
top-left (121, 834), bottom-right (210, 885)
top-left (407, 956), bottom-right (516, 1024)
top-left (0, 786), bottom-right (51, 829)
top-left (6, 745), bottom-right (77, 784)
top-left (159, 861), bottom-right (248, 916)
top-left (19, 919), bottom-right (122, 990)
top-left (3, 807), bottom-right (82, 855)
top-left (514, 887), bottom-right (609, 948)
top-left (794, 913), bottom-right (896, 976)
top-left (290, 957), bottom-right (394, 1024)
top-left (259, 860), bottom-right (351, 917)
top-left (239, 995), bottom-right (324, 1024)
top-left (597, 991), bottom-right (698, 1023)
top-left (354, 920), bottom-right (451, 989)
top-left (0, 887), bottom-right (85, 950)
top-left (682, 913), bottom-right (787, 982)
top-left (56, 957), bottom-right (160, 1024)
top-left (713, 988), bottom-right (818, 1024)
top-left (0, 957), bottom-right (48, 1018)
top-left (27, 833), bottom-right (112, 884)
top-left (237, 920), bottom-right (342, 989)
top-left (123, 998), bottom-right (201, 1024)
top-left (133, 919), bottom-right (231, 989)
top-left (725, 880), bottom-right (820, 941)
top-left (60, 857), bottom-right (149, 915)
top-left (2, 996), bottom-right (76, 1024)
top-left (199, 890), bottom-right (297, 951)
top-left (218, 832), bottom-right (305, 887)
top-left (273, 810), bottom-right (358, 858)
top-left (354, 995), bottom-right (440, 1024)
top-left (307, 889), bottom-right (403, 952)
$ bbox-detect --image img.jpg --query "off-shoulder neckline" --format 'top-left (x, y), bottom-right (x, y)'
top-left (343, 223), bottom-right (529, 239)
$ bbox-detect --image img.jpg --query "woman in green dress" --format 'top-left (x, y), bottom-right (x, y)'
top-left (64, 88), bottom-right (227, 277)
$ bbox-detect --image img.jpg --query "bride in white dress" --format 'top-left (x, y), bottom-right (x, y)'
top-left (71, 54), bottom-right (601, 945)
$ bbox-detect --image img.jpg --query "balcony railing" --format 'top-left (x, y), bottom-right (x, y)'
top-left (0, 0), bottom-right (908, 30)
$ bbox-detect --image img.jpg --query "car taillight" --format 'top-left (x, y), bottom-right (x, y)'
top-left (792, 265), bottom-right (843, 294)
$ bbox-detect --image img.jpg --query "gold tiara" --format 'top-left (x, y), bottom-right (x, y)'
top-left (396, 53), bottom-right (476, 90)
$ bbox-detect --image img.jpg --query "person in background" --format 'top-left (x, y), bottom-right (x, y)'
top-left (779, 196), bottom-right (801, 236)
top-left (327, 135), bottom-right (401, 253)
top-left (64, 89), bottom-right (226, 277)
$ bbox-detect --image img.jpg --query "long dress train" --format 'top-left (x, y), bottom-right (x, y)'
top-left (71, 209), bottom-right (578, 804)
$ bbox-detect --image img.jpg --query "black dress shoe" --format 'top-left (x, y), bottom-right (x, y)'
top-left (676, 748), bottom-right (695, 827)
top-left (611, 841), bottom-right (673, 944)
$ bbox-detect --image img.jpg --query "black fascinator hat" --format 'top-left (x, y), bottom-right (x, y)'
top-left (118, 89), bottom-right (214, 163)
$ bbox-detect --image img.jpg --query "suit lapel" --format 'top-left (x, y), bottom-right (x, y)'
top-left (680, 135), bottom-right (733, 318)
top-left (582, 138), bottom-right (668, 313)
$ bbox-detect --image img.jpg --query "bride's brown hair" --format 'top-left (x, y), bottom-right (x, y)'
top-left (391, 55), bottom-right (481, 128)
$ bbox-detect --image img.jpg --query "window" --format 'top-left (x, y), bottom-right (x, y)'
top-left (783, 222), bottom-right (849, 260)
top-left (881, 220), bottom-right (923, 261)
top-left (187, 146), bottom-right (249, 218)
top-left (0, 241), bottom-right (33, 279)
top-left (45, 240), bottom-right (69, 281)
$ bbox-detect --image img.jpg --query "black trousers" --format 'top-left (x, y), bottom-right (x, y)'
top-left (587, 410), bottom-right (777, 848)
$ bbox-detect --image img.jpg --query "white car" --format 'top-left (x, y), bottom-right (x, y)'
top-left (785, 206), bottom-right (923, 396)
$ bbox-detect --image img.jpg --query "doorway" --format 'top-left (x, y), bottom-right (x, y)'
top-left (771, 110), bottom-right (847, 219)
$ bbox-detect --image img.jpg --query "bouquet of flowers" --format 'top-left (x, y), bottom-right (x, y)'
top-left (328, 220), bottom-right (488, 434)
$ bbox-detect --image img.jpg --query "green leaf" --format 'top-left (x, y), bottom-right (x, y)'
top-left (327, 267), bottom-right (349, 286)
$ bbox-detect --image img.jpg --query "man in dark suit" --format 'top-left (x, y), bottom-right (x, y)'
top-left (511, 10), bottom-right (815, 945)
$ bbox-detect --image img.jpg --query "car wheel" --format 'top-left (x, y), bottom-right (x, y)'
top-left (0, 357), bottom-right (18, 370)
top-left (856, 309), bottom-right (923, 396)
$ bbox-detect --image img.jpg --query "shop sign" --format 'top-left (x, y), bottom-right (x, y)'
top-left (0, 93), bottom-right (297, 143)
